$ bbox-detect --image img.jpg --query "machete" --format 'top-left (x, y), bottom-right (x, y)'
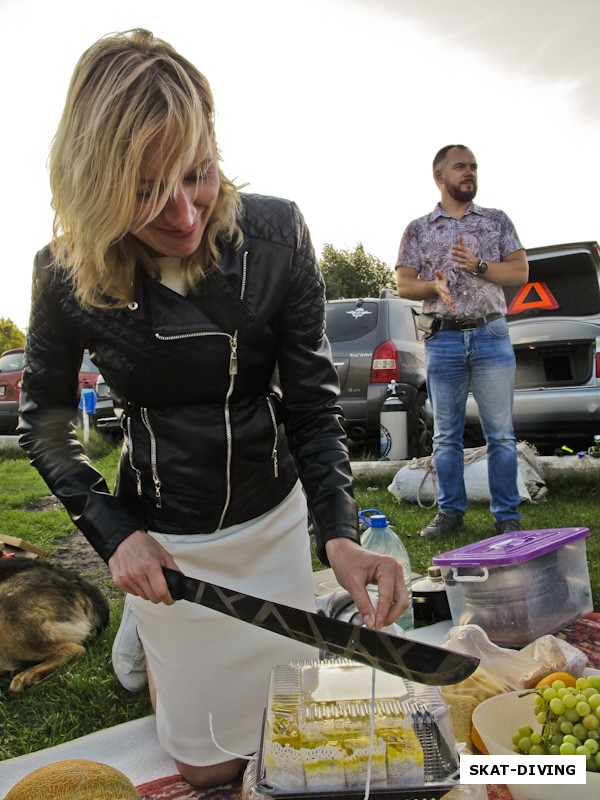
top-left (162, 568), bottom-right (478, 686)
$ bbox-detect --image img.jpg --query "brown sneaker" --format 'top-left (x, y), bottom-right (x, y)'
top-left (420, 512), bottom-right (464, 539)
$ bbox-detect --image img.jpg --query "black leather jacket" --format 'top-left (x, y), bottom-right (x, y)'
top-left (18, 194), bottom-right (359, 564)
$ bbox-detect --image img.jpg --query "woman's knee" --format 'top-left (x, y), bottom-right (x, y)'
top-left (175, 757), bottom-right (245, 789)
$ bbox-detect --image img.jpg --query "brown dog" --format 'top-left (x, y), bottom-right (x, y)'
top-left (0, 557), bottom-right (109, 692)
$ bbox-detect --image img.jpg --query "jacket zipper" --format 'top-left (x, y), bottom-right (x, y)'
top-left (217, 250), bottom-right (248, 529)
top-left (125, 417), bottom-right (143, 496)
top-left (266, 395), bottom-right (279, 477)
top-left (140, 407), bottom-right (162, 509)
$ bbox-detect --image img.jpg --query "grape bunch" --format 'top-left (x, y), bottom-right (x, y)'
top-left (512, 675), bottom-right (600, 772)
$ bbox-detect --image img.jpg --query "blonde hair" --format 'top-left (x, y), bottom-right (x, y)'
top-left (49, 28), bottom-right (242, 308)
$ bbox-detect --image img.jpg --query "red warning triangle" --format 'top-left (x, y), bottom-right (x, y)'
top-left (507, 282), bottom-right (560, 314)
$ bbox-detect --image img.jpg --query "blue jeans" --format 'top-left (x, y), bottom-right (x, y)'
top-left (425, 317), bottom-right (520, 522)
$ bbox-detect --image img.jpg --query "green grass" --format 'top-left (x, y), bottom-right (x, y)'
top-left (0, 435), bottom-right (599, 760)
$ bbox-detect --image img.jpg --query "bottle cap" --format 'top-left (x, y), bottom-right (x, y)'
top-left (369, 514), bottom-right (388, 527)
top-left (426, 566), bottom-right (443, 580)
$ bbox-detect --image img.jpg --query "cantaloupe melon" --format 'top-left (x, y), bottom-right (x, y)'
top-left (4, 759), bottom-right (140, 799)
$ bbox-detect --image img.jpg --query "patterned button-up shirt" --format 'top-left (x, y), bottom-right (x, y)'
top-left (395, 203), bottom-right (523, 318)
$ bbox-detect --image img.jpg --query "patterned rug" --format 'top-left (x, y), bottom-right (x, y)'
top-left (135, 613), bottom-right (600, 800)
top-left (136, 773), bottom-right (243, 800)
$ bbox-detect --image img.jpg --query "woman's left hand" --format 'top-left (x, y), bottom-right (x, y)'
top-left (324, 537), bottom-right (409, 629)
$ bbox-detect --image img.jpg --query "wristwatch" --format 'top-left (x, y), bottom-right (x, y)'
top-left (473, 259), bottom-right (488, 275)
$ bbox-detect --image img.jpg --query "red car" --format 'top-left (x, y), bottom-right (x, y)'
top-left (0, 348), bottom-right (106, 434)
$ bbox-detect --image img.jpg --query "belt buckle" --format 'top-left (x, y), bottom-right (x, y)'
top-left (459, 318), bottom-right (478, 331)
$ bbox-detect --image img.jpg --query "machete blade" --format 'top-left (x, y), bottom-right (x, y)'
top-left (162, 567), bottom-right (478, 686)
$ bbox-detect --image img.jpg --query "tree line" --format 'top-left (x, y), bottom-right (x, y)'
top-left (0, 317), bottom-right (26, 354)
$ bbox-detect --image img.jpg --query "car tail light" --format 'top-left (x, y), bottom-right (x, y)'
top-left (371, 340), bottom-right (399, 384)
top-left (596, 351), bottom-right (600, 378)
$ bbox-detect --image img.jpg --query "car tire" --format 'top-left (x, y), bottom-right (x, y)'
top-left (409, 390), bottom-right (433, 458)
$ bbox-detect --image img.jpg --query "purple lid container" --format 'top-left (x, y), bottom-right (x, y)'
top-left (432, 527), bottom-right (590, 567)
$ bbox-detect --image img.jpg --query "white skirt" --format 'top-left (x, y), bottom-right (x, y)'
top-left (130, 481), bottom-right (318, 766)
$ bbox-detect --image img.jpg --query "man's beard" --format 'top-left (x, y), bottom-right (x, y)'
top-left (446, 180), bottom-right (477, 203)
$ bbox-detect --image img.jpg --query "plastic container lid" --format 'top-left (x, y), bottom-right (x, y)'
top-left (432, 527), bottom-right (590, 568)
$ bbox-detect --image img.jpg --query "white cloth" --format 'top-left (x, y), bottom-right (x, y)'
top-left (131, 481), bottom-right (318, 767)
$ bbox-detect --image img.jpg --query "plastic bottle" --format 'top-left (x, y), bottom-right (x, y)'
top-left (358, 508), bottom-right (414, 630)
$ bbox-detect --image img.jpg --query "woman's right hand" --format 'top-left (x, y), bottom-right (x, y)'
top-left (107, 530), bottom-right (180, 605)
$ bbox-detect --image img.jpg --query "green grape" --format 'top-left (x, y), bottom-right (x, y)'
top-left (560, 741), bottom-right (577, 755)
top-left (585, 738), bottom-right (599, 755)
top-left (549, 698), bottom-right (565, 715)
top-left (552, 680), bottom-right (566, 691)
top-left (560, 720), bottom-right (574, 734)
top-left (588, 693), bottom-right (600, 710)
top-left (587, 676), bottom-right (600, 690)
top-left (511, 682), bottom-right (600, 774)
top-left (573, 723), bottom-right (588, 741)
top-left (584, 714), bottom-right (600, 731)
top-left (576, 701), bottom-right (591, 717)
top-left (518, 736), bottom-right (532, 753)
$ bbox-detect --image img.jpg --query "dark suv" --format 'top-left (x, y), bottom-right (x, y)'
top-left (326, 292), bottom-right (432, 457)
top-left (464, 241), bottom-right (600, 448)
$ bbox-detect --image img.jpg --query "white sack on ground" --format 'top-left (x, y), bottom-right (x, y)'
top-left (387, 442), bottom-right (547, 507)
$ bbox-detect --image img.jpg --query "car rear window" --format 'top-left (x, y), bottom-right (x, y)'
top-left (505, 251), bottom-right (600, 319)
top-left (326, 302), bottom-right (380, 342)
top-left (0, 351), bottom-right (25, 372)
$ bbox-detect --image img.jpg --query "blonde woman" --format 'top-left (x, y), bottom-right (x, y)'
top-left (18, 29), bottom-right (408, 789)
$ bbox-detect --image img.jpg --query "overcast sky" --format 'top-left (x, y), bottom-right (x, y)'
top-left (1, 0), bottom-right (599, 330)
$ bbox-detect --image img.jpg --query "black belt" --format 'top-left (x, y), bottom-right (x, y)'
top-left (435, 313), bottom-right (504, 331)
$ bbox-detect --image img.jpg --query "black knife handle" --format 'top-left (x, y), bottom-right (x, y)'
top-left (163, 567), bottom-right (186, 600)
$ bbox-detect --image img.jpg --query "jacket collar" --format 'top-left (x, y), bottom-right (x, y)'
top-left (131, 254), bottom-right (255, 336)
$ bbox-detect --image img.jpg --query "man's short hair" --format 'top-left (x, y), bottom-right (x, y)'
top-left (433, 144), bottom-right (470, 170)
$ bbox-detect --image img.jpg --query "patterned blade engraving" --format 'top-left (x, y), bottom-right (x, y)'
top-left (165, 569), bottom-right (478, 686)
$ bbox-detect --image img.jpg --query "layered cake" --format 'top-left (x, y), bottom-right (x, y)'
top-left (262, 660), bottom-right (449, 793)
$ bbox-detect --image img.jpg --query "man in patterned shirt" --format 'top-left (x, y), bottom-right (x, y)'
top-left (395, 144), bottom-right (529, 539)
